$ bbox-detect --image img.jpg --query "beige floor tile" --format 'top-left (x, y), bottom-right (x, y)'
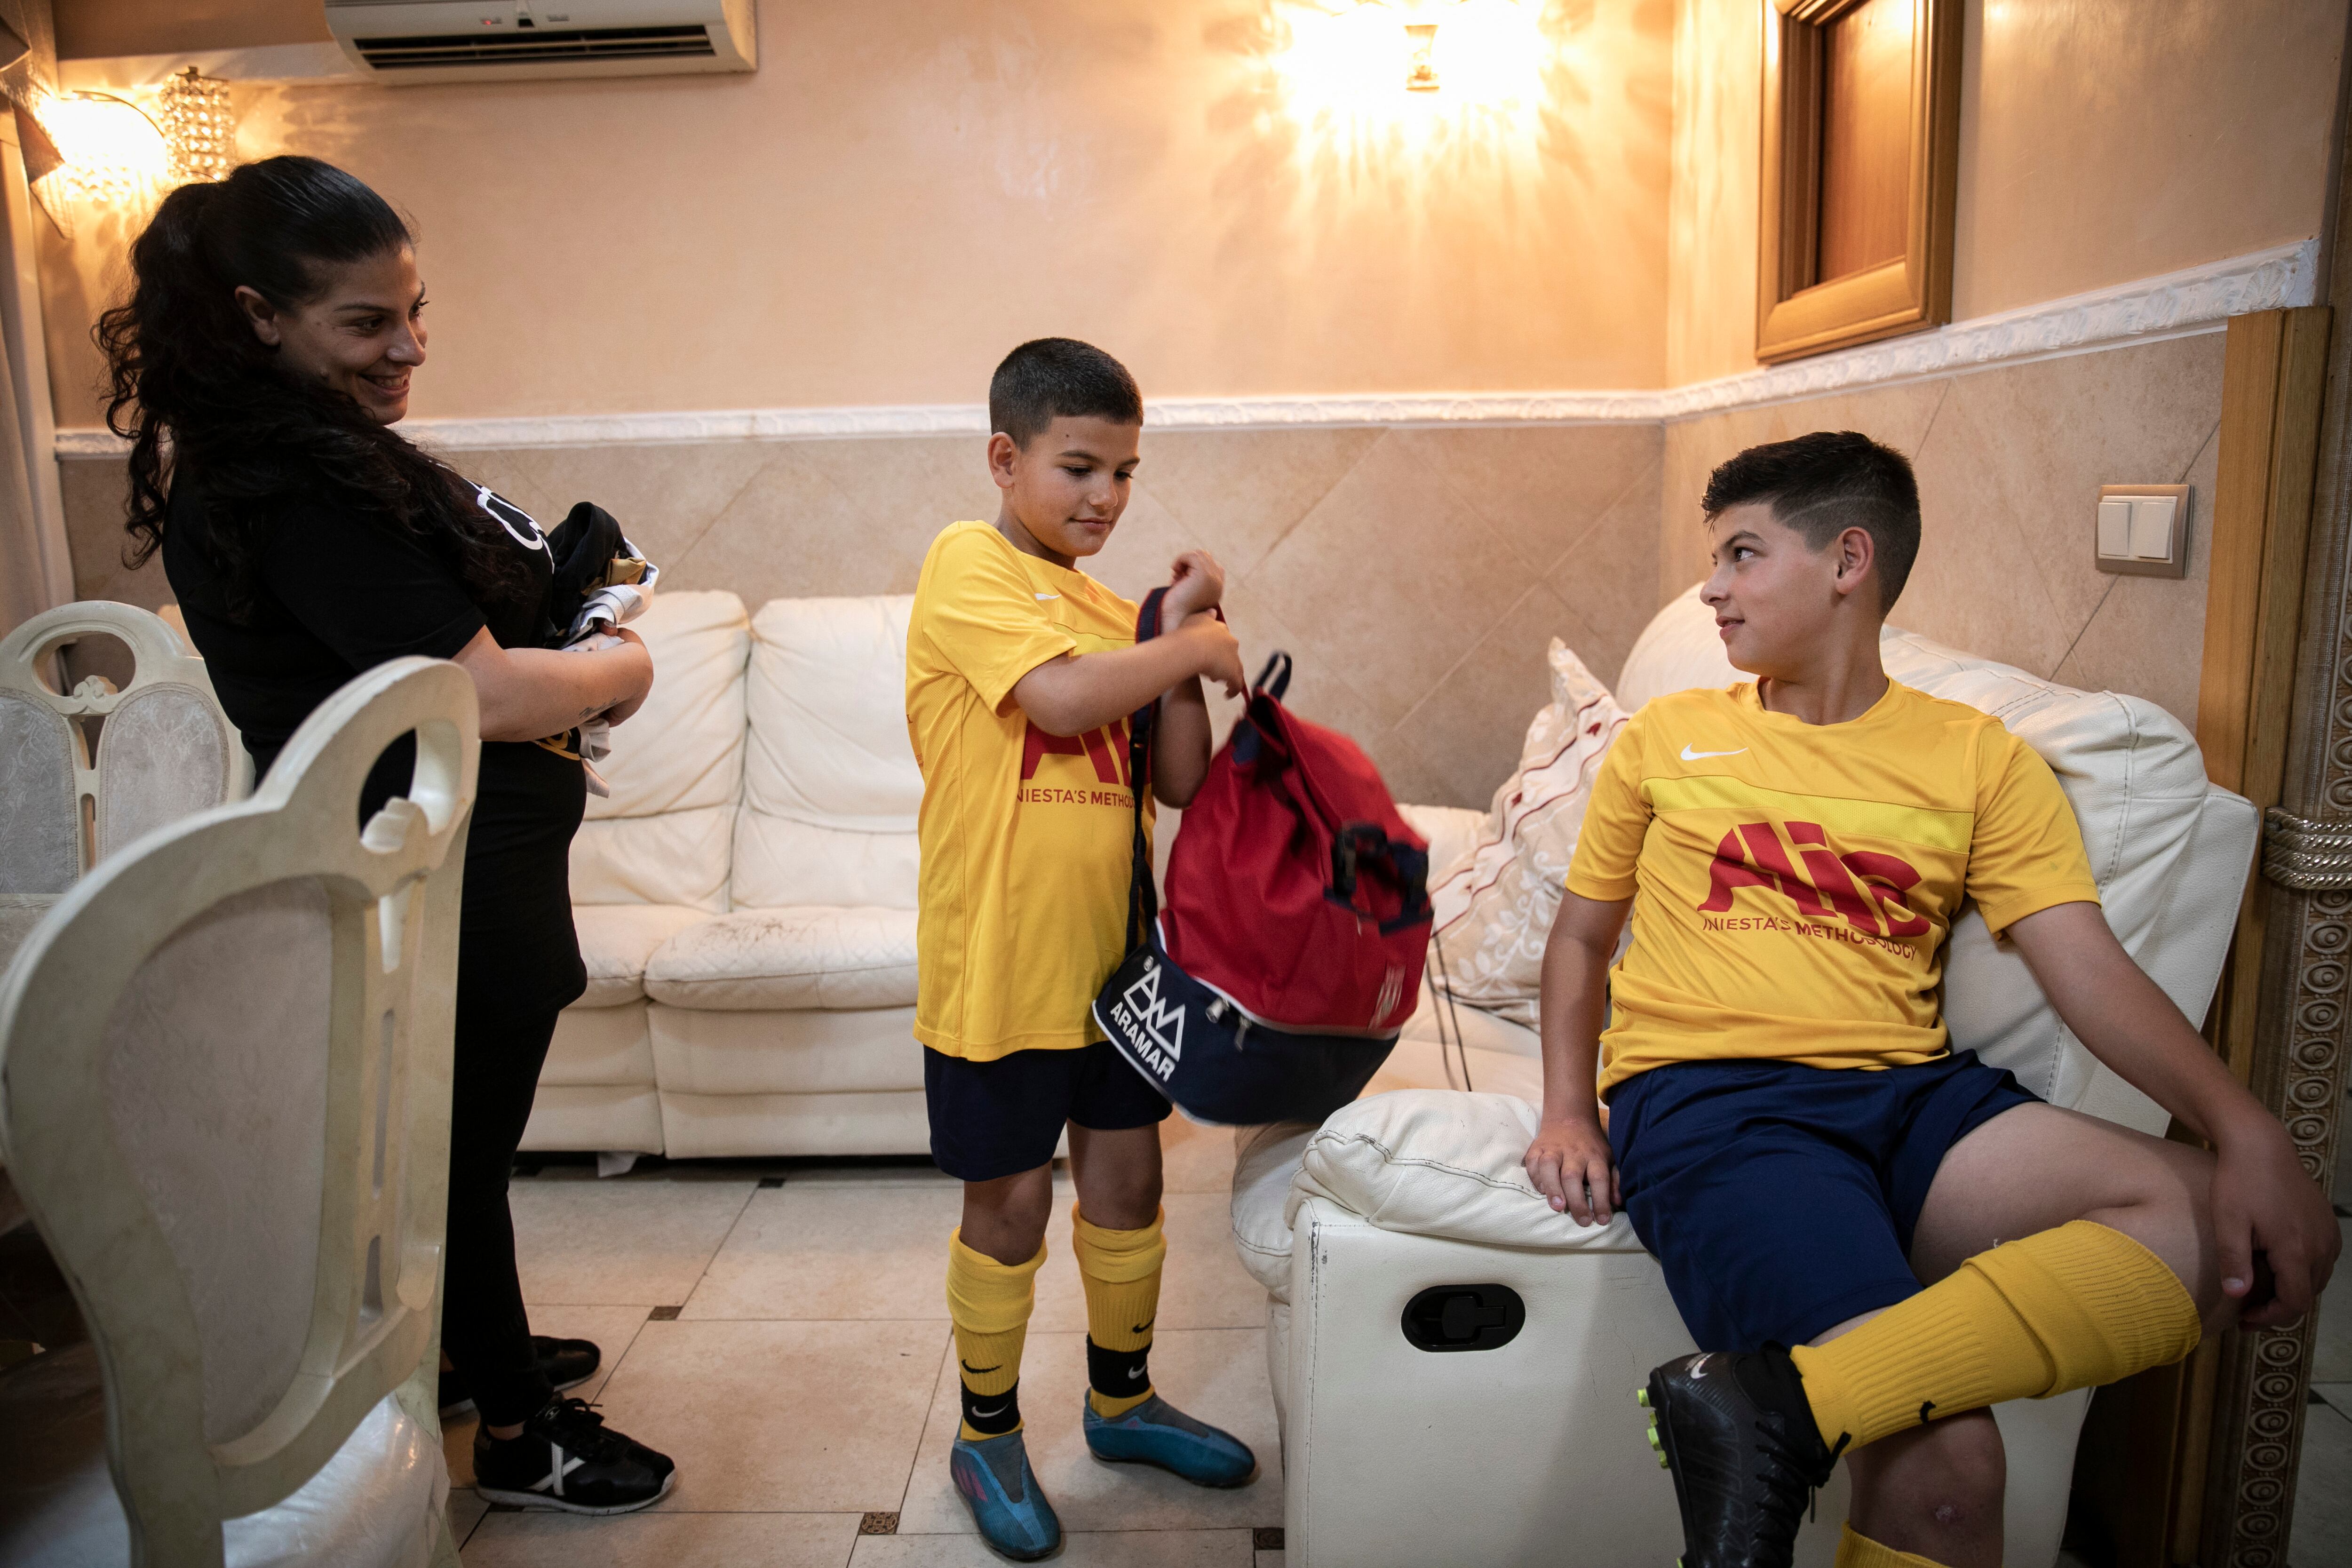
top-left (1161, 1117), bottom-right (1238, 1196)
top-left (591, 1318), bottom-right (948, 1512)
top-left (851, 1528), bottom-right (1253, 1566)
top-left (1255, 1552), bottom-right (1285, 1568)
top-left (685, 1186), bottom-right (963, 1321)
top-left (444, 1408), bottom-right (480, 1490)
top-left (1032, 1193), bottom-right (1266, 1335)
top-left (899, 1329), bottom-right (1280, 1535)
top-left (510, 1178), bottom-right (755, 1307)
top-left (785, 1162), bottom-right (961, 1189)
top-left (462, 1509), bottom-right (862, 1566)
top-left (2291, 1392), bottom-right (2352, 1568)
top-left (447, 1488), bottom-right (490, 1547)
top-left (2315, 1218), bottom-right (2352, 1384)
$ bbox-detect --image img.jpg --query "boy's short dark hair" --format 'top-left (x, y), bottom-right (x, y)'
top-left (1701, 431), bottom-right (1921, 614)
top-left (989, 338), bottom-right (1143, 449)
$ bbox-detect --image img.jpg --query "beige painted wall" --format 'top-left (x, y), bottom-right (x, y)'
top-left (1666, 0), bottom-right (2347, 385)
top-left (1658, 331), bottom-right (2225, 730)
top-left (43, 0), bottom-right (1673, 428)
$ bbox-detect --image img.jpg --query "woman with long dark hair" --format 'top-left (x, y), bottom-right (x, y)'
top-left (101, 155), bottom-right (675, 1514)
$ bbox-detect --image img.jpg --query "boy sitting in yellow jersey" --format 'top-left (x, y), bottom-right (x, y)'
top-left (1520, 431), bottom-right (2337, 1568)
top-left (906, 338), bottom-right (1255, 1562)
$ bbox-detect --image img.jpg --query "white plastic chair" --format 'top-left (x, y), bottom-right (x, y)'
top-left (0, 656), bottom-right (477, 1568)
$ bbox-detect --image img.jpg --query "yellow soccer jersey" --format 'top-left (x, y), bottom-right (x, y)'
top-left (1566, 679), bottom-right (2100, 1097)
top-left (906, 521), bottom-right (1152, 1060)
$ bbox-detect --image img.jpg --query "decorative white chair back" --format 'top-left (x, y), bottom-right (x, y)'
top-left (0, 601), bottom-right (248, 895)
top-left (0, 657), bottom-right (476, 1567)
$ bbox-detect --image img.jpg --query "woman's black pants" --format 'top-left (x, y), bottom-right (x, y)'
top-left (439, 971), bottom-right (562, 1428)
top-left (437, 841), bottom-right (585, 1429)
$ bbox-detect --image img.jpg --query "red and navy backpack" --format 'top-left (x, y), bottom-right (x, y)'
top-left (1093, 589), bottom-right (1431, 1124)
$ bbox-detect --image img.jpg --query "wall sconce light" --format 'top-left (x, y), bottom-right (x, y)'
top-left (156, 69), bottom-right (235, 184)
top-left (32, 92), bottom-right (169, 206)
top-left (1404, 21), bottom-right (1440, 90)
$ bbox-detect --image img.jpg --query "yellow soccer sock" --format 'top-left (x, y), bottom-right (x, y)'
top-left (1072, 1202), bottom-right (1165, 1419)
top-left (947, 1229), bottom-right (1043, 1441)
top-left (1789, 1219), bottom-right (2201, 1453)
top-left (1834, 1523), bottom-right (1947, 1568)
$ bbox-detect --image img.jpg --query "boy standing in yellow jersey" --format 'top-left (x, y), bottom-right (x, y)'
top-left (906, 338), bottom-right (1256, 1561)
top-left (1521, 432), bottom-right (2337, 1568)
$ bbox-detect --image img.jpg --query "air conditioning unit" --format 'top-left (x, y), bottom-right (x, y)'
top-left (325, 0), bottom-right (754, 84)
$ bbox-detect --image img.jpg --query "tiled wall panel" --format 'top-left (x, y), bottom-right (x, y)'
top-left (61, 422), bottom-right (1664, 809)
top-left (1659, 332), bottom-right (2226, 731)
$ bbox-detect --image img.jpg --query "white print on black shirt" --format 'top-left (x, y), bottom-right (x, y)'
top-left (474, 483), bottom-right (547, 552)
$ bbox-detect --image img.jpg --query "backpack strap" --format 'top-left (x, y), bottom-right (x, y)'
top-left (1121, 588), bottom-right (1170, 954)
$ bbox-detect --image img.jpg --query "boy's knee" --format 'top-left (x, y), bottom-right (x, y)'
top-left (1852, 1414), bottom-right (2005, 1539)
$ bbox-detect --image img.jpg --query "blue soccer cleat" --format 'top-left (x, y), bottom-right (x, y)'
top-left (1081, 1392), bottom-right (1257, 1488)
top-left (949, 1429), bottom-right (1062, 1561)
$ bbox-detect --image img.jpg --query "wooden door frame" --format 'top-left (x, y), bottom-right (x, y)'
top-left (2177, 100), bottom-right (2352, 1562)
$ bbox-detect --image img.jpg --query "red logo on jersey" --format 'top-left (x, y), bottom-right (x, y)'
top-left (1699, 820), bottom-right (1930, 939)
top-left (1021, 717), bottom-right (1131, 786)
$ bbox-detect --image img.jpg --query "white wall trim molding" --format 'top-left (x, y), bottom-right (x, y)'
top-left (54, 239), bottom-right (2314, 459)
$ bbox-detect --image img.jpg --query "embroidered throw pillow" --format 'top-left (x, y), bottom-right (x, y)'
top-left (1427, 638), bottom-right (1629, 1025)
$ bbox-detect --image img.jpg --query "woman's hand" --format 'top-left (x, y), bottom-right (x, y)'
top-left (1524, 1114), bottom-right (1620, 1226)
top-left (1162, 549), bottom-right (1226, 623)
top-left (2211, 1113), bottom-right (2341, 1328)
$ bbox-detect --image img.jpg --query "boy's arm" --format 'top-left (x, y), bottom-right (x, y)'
top-left (1149, 647), bottom-right (1212, 809)
top-left (1010, 615), bottom-right (1243, 739)
top-left (2006, 901), bottom-right (2341, 1324)
top-left (1523, 891), bottom-right (1632, 1225)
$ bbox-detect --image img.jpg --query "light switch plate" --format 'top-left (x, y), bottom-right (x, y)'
top-left (2094, 484), bottom-right (2192, 578)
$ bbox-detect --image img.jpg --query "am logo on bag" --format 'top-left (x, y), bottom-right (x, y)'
top-left (1110, 956), bottom-right (1185, 1081)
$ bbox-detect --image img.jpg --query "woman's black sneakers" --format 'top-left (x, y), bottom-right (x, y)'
top-left (473, 1397), bottom-right (677, 1514)
top-left (441, 1335), bottom-right (601, 1417)
top-left (1639, 1347), bottom-right (1846, 1568)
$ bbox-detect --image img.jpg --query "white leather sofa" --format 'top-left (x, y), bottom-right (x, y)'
top-left (1229, 584), bottom-right (2260, 1568)
top-left (523, 590), bottom-right (931, 1160)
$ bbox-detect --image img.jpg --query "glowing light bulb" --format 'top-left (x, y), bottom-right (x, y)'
top-left (35, 92), bottom-right (168, 204)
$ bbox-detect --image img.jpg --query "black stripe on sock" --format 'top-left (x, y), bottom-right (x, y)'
top-left (1086, 1336), bottom-right (1150, 1401)
top-left (960, 1378), bottom-right (1021, 1436)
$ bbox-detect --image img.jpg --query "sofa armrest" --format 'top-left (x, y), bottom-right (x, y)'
top-left (1287, 1090), bottom-right (1642, 1253)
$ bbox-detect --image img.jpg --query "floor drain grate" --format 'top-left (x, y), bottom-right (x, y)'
top-left (859, 1512), bottom-right (899, 1535)
top-left (648, 1305), bottom-right (683, 1321)
top-left (1254, 1527), bottom-right (1285, 1550)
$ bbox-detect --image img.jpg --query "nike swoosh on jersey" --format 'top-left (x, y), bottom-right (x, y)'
top-left (1035, 592), bottom-right (1061, 600)
top-left (960, 1361), bottom-right (1002, 1376)
top-left (1679, 744), bottom-right (1748, 761)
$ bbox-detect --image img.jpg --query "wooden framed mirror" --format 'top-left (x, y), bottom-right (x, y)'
top-left (1756, 0), bottom-right (1962, 364)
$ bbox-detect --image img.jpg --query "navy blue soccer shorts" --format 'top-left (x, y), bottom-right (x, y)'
top-left (924, 1040), bottom-right (1172, 1183)
top-left (1608, 1049), bottom-right (2040, 1353)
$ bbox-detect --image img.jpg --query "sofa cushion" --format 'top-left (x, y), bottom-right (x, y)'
top-left (583, 589), bottom-right (750, 821)
top-left (572, 590), bottom-right (750, 912)
top-left (735, 595), bottom-right (925, 909)
top-left (1288, 1090), bottom-right (1641, 1252)
top-left (571, 804), bottom-right (733, 914)
top-left (644, 905), bottom-right (918, 1011)
top-left (1396, 804), bottom-right (1485, 885)
top-left (731, 812), bottom-right (920, 911)
top-left (573, 904), bottom-right (707, 1007)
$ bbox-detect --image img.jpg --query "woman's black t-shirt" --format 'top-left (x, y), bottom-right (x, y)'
top-left (163, 466), bottom-right (589, 1011)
